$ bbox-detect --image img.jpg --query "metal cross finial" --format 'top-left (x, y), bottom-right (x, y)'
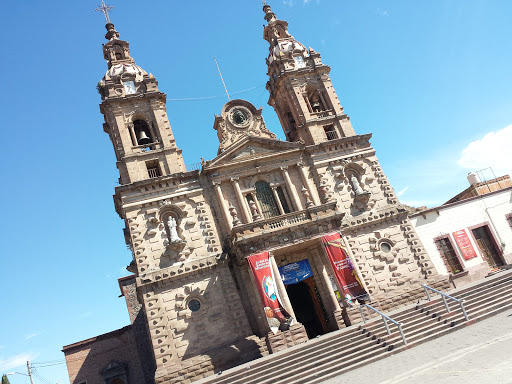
top-left (95, 0), bottom-right (115, 24)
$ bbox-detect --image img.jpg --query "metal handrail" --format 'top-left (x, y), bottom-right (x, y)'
top-left (422, 284), bottom-right (469, 321)
top-left (358, 304), bottom-right (407, 345)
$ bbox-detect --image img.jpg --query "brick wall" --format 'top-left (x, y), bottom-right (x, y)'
top-left (63, 326), bottom-right (146, 384)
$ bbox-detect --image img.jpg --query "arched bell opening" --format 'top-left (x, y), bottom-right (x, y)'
top-left (133, 119), bottom-right (153, 146)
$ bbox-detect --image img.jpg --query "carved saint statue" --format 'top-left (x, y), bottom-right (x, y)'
top-left (167, 216), bottom-right (181, 243)
top-left (350, 175), bottom-right (365, 196)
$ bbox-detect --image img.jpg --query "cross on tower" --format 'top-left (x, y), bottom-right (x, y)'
top-left (95, 0), bottom-right (115, 24)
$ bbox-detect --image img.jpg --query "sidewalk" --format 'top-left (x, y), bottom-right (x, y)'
top-left (321, 309), bottom-right (512, 384)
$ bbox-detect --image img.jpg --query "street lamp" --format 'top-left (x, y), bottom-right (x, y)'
top-left (6, 361), bottom-right (35, 384)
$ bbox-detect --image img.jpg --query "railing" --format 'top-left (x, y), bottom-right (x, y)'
top-left (359, 304), bottom-right (407, 345)
top-left (422, 284), bottom-right (469, 321)
top-left (267, 211), bottom-right (308, 230)
top-left (186, 163), bottom-right (202, 172)
top-left (310, 109), bottom-right (334, 119)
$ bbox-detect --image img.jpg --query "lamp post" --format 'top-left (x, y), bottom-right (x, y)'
top-left (6, 361), bottom-right (34, 384)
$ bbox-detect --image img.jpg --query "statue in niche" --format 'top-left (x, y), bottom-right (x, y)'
top-left (350, 175), bottom-right (365, 196)
top-left (167, 216), bottom-right (181, 243)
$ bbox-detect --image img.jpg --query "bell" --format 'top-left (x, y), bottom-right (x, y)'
top-left (137, 130), bottom-right (151, 145)
top-left (312, 101), bottom-right (321, 110)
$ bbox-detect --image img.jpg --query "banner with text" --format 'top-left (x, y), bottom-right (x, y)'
top-left (278, 259), bottom-right (314, 285)
top-left (322, 233), bottom-right (368, 305)
top-left (452, 229), bottom-right (478, 261)
top-left (247, 252), bottom-right (291, 334)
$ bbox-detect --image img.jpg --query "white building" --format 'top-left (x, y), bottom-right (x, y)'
top-left (410, 178), bottom-right (512, 287)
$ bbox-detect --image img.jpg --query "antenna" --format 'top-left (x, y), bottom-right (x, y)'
top-left (214, 56), bottom-right (231, 101)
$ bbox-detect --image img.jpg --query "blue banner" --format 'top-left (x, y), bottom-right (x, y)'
top-left (279, 260), bottom-right (313, 285)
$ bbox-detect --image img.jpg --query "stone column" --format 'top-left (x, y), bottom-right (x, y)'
top-left (311, 248), bottom-right (340, 312)
top-left (213, 181), bottom-right (233, 231)
top-left (271, 185), bottom-right (285, 215)
top-left (280, 166), bottom-right (302, 211)
top-left (297, 161), bottom-right (320, 205)
top-left (269, 253), bottom-right (296, 320)
top-left (231, 176), bottom-right (251, 223)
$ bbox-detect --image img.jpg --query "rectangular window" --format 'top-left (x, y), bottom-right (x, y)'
top-left (434, 236), bottom-right (464, 274)
top-left (146, 160), bottom-right (161, 178)
top-left (324, 125), bottom-right (338, 140)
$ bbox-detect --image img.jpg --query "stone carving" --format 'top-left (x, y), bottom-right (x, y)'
top-left (350, 175), bottom-right (365, 196)
top-left (301, 186), bottom-right (314, 208)
top-left (229, 204), bottom-right (242, 226)
top-left (249, 200), bottom-right (262, 221)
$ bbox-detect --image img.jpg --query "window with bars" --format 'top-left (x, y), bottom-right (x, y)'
top-left (146, 160), bottom-right (161, 179)
top-left (324, 125), bottom-right (338, 140)
top-left (434, 236), bottom-right (464, 274)
top-left (255, 182), bottom-right (280, 219)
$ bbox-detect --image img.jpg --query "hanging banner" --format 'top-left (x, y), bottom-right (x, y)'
top-left (322, 233), bottom-right (368, 305)
top-left (278, 259), bottom-right (314, 285)
top-left (452, 230), bottom-right (477, 261)
top-left (247, 252), bottom-right (292, 334)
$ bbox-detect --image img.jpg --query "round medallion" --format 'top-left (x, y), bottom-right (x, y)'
top-left (188, 299), bottom-right (201, 312)
top-left (229, 107), bottom-right (252, 128)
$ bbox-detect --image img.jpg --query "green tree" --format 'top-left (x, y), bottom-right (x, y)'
top-left (2, 374), bottom-right (11, 384)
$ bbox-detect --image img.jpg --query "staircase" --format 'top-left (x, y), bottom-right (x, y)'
top-left (196, 269), bottom-right (512, 384)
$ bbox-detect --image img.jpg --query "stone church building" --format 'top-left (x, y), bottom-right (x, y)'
top-left (63, 4), bottom-right (448, 384)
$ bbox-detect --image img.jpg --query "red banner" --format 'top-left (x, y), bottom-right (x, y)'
top-left (322, 233), bottom-right (368, 304)
top-left (247, 252), bottom-right (291, 334)
top-left (452, 230), bottom-right (477, 260)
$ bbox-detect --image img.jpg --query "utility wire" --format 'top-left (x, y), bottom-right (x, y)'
top-left (166, 84), bottom-right (264, 101)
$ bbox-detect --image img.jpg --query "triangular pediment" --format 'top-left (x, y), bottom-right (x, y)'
top-left (205, 136), bottom-right (304, 169)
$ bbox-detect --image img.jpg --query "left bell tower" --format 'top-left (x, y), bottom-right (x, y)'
top-left (98, 20), bottom-right (185, 184)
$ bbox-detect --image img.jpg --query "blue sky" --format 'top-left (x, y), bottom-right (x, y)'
top-left (1, 1), bottom-right (511, 382)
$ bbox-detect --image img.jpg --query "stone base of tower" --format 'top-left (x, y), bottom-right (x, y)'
top-left (154, 335), bottom-right (268, 384)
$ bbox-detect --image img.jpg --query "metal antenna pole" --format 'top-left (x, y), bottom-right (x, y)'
top-left (214, 56), bottom-right (231, 101)
top-left (27, 361), bottom-right (35, 384)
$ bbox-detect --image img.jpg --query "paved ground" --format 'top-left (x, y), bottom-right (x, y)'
top-left (321, 309), bottom-right (512, 384)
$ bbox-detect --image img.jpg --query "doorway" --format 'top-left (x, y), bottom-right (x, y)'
top-left (471, 225), bottom-right (504, 269)
top-left (286, 277), bottom-right (327, 338)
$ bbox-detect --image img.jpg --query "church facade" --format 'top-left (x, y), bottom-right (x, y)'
top-left (63, 4), bottom-right (449, 384)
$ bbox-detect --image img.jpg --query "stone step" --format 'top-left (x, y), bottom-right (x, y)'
top-left (197, 271), bottom-right (512, 384)
top-left (292, 295), bottom-right (512, 384)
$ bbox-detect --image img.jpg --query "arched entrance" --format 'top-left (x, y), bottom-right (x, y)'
top-left (286, 278), bottom-right (327, 338)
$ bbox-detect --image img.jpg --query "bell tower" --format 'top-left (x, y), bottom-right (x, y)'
top-left (263, 3), bottom-right (356, 145)
top-left (98, 21), bottom-right (186, 184)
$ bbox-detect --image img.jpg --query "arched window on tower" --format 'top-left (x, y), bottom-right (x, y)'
top-left (133, 120), bottom-right (153, 146)
top-left (281, 104), bottom-right (297, 142)
top-left (113, 45), bottom-right (124, 61)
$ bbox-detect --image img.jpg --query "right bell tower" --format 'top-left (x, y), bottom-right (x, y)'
top-left (263, 3), bottom-right (356, 144)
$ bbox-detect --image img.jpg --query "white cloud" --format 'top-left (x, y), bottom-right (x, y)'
top-left (0, 353), bottom-right (39, 371)
top-left (458, 124), bottom-right (512, 177)
top-left (282, 0), bottom-right (295, 6)
top-left (397, 186), bottom-right (409, 197)
top-left (376, 8), bottom-right (390, 17)
top-left (24, 332), bottom-right (41, 341)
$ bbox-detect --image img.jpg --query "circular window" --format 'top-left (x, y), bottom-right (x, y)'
top-left (380, 242), bottom-right (392, 253)
top-left (188, 299), bottom-right (201, 312)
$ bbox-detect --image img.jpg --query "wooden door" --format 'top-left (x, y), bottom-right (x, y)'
top-left (472, 226), bottom-right (504, 269)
